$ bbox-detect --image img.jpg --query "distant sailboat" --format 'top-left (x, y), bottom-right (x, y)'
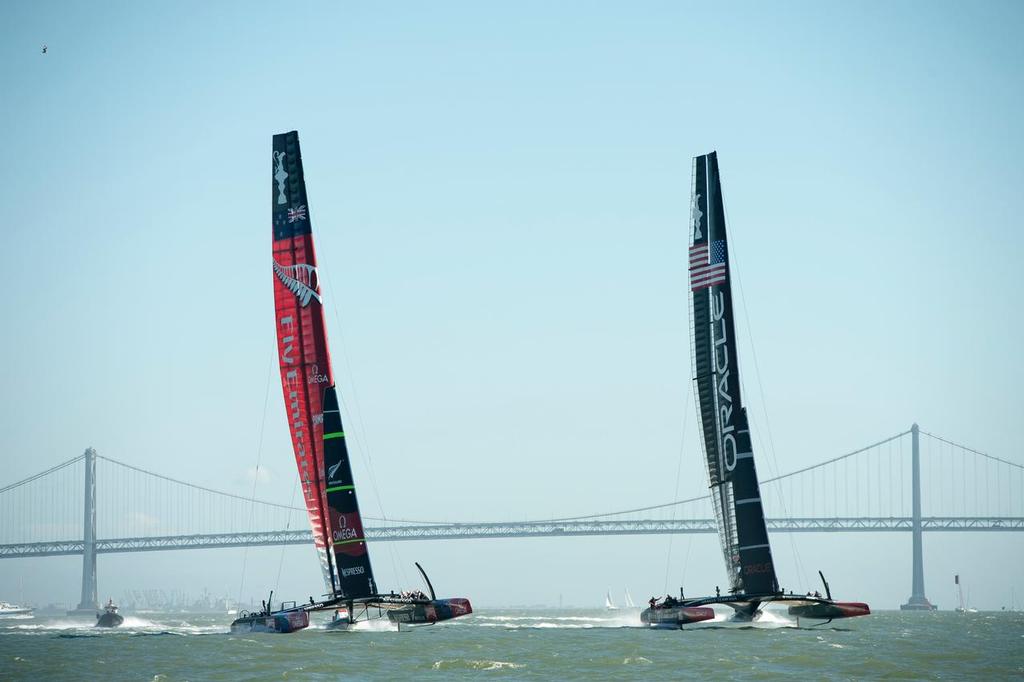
top-left (640, 152), bottom-right (871, 628)
top-left (955, 575), bottom-right (977, 613)
top-left (624, 590), bottom-right (636, 608)
top-left (605, 590), bottom-right (618, 610)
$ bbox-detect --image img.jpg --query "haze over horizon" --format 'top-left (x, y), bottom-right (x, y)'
top-left (1, 1), bottom-right (1022, 612)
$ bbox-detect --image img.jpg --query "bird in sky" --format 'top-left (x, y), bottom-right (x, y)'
top-left (42, 45), bottom-right (47, 54)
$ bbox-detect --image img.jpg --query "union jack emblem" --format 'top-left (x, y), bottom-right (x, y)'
top-left (288, 205), bottom-right (308, 223)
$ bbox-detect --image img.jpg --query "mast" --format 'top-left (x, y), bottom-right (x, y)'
top-left (688, 152), bottom-right (778, 596)
top-left (271, 131), bottom-right (337, 594)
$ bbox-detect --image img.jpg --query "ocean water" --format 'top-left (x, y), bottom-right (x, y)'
top-left (2, 608), bottom-right (1022, 680)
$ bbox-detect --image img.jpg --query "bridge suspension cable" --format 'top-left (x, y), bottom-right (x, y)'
top-left (0, 453), bottom-right (84, 495)
top-left (373, 428), bottom-right (917, 525)
top-left (93, 454), bottom-right (301, 512)
top-left (2, 427), bottom-right (1022, 548)
top-left (919, 430), bottom-right (1024, 470)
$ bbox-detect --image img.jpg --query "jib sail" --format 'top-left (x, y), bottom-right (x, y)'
top-left (688, 152), bottom-right (778, 596)
top-left (322, 385), bottom-right (377, 599)
top-left (271, 131), bottom-right (336, 594)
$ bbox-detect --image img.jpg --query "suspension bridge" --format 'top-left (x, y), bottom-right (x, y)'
top-left (1, 424), bottom-right (1021, 612)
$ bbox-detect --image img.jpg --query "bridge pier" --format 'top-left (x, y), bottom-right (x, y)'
top-left (901, 424), bottom-right (936, 610)
top-left (69, 448), bottom-right (98, 615)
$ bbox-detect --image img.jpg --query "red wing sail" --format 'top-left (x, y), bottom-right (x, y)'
top-left (272, 131), bottom-right (336, 594)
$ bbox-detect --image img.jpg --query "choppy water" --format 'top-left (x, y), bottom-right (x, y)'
top-left (2, 608), bottom-right (1022, 679)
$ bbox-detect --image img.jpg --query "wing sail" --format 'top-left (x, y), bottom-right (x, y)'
top-left (688, 152), bottom-right (778, 596)
top-left (271, 131), bottom-right (335, 594)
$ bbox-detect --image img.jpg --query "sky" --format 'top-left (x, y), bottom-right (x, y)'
top-left (0, 0), bottom-right (1022, 611)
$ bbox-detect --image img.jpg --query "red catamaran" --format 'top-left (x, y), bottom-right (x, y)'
top-left (231, 131), bottom-right (471, 633)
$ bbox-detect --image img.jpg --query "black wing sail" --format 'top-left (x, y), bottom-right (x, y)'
top-left (689, 152), bottom-right (778, 596)
top-left (322, 385), bottom-right (377, 599)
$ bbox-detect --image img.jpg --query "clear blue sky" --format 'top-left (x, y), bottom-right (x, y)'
top-left (1, 1), bottom-right (1022, 610)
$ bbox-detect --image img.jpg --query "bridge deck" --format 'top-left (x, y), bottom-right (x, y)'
top-left (1, 517), bottom-right (1021, 558)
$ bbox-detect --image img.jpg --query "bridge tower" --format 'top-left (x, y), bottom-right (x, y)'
top-left (70, 447), bottom-right (98, 614)
top-left (901, 424), bottom-right (936, 610)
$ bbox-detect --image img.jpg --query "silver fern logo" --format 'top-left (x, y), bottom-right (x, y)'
top-left (328, 460), bottom-right (343, 481)
top-left (273, 259), bottom-right (322, 307)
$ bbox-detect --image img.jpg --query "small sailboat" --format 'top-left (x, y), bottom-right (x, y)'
top-left (605, 590), bottom-right (618, 610)
top-left (95, 598), bottom-right (124, 628)
top-left (231, 131), bottom-right (471, 634)
top-left (641, 152), bottom-right (870, 628)
top-left (955, 575), bottom-right (977, 613)
top-left (624, 590), bottom-right (637, 608)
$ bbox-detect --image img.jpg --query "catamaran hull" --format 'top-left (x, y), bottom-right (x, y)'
top-left (387, 598), bottom-right (473, 625)
top-left (640, 606), bottom-right (715, 628)
top-left (787, 601), bottom-right (870, 620)
top-left (230, 610), bottom-right (309, 634)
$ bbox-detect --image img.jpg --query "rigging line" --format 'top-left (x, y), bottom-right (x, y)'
top-left (667, 178), bottom-right (697, 595)
top-left (91, 455), bottom-right (303, 511)
top-left (237, 335), bottom-right (276, 609)
top-left (0, 454), bottom-right (85, 495)
top-left (663, 360), bottom-right (693, 595)
top-left (720, 187), bottom-right (808, 588)
top-left (308, 214), bottom-right (388, 513)
top-left (274, 468), bottom-right (302, 597)
top-left (309, 201), bottom-right (405, 587)
top-left (919, 430), bottom-right (1024, 470)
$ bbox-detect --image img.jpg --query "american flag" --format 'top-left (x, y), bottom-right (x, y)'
top-left (689, 240), bottom-right (727, 291)
top-left (288, 204), bottom-right (308, 223)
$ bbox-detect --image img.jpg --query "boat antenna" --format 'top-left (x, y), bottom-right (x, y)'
top-left (818, 571), bottom-right (832, 601)
top-left (415, 562), bottom-right (437, 601)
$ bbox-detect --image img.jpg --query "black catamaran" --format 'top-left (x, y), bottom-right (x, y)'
top-left (641, 152), bottom-right (870, 628)
top-left (230, 131), bottom-right (471, 634)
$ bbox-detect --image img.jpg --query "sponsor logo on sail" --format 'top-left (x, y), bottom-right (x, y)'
top-left (711, 291), bottom-right (738, 474)
top-left (288, 204), bottom-right (307, 223)
top-left (274, 151), bottom-right (289, 205)
top-left (334, 526), bottom-right (359, 541)
top-left (327, 459), bottom-right (343, 482)
top-left (308, 364), bottom-right (329, 384)
top-left (692, 192), bottom-right (703, 240)
top-left (273, 259), bottom-right (322, 307)
top-left (333, 513), bottom-right (359, 541)
top-left (341, 566), bottom-right (365, 577)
